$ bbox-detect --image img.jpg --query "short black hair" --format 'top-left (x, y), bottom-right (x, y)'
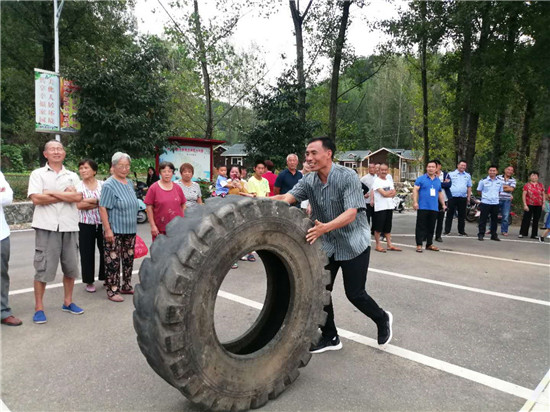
top-left (529, 170), bottom-right (539, 177)
top-left (458, 160), bottom-right (467, 165)
top-left (427, 159), bottom-right (437, 166)
top-left (488, 165), bottom-right (498, 170)
top-left (158, 161), bottom-right (175, 172)
top-left (433, 159), bottom-right (441, 166)
top-left (217, 164), bottom-right (227, 170)
top-left (78, 158), bottom-right (98, 172)
top-left (254, 159), bottom-right (265, 168)
top-left (307, 136), bottom-right (336, 159)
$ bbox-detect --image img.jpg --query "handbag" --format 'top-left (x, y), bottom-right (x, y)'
top-left (134, 235), bottom-right (149, 259)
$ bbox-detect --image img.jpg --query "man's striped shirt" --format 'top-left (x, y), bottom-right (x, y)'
top-left (289, 163), bottom-right (370, 260)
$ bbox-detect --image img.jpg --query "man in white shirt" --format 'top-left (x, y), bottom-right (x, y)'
top-left (1, 171), bottom-right (22, 326)
top-left (371, 163), bottom-right (401, 253)
top-left (360, 163), bottom-right (376, 227)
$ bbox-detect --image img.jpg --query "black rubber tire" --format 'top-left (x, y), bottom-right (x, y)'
top-left (133, 196), bottom-right (330, 411)
top-left (465, 209), bottom-right (477, 222)
top-left (137, 210), bottom-right (147, 224)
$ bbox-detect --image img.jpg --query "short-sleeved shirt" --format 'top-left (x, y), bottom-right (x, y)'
top-left (144, 182), bottom-right (186, 232)
top-left (215, 175), bottom-right (229, 195)
top-left (360, 173), bottom-right (376, 204)
top-left (99, 177), bottom-right (139, 234)
top-left (274, 169), bottom-right (303, 195)
top-left (28, 164), bottom-right (80, 232)
top-left (262, 171), bottom-right (278, 196)
top-left (289, 163), bottom-right (370, 261)
top-left (477, 176), bottom-right (503, 205)
top-left (0, 171), bottom-right (14, 241)
top-left (448, 169), bottom-right (472, 198)
top-left (372, 176), bottom-right (395, 212)
top-left (246, 176), bottom-right (270, 197)
top-left (497, 175), bottom-right (516, 201)
top-left (523, 182), bottom-right (545, 206)
top-left (414, 174), bottom-right (442, 211)
top-left (177, 181), bottom-right (201, 210)
top-left (77, 180), bottom-right (103, 225)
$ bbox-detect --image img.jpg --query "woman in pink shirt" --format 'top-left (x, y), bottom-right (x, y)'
top-left (519, 171), bottom-right (545, 239)
top-left (144, 162), bottom-right (186, 241)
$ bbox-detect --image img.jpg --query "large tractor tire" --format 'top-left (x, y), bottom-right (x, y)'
top-left (133, 196), bottom-right (331, 411)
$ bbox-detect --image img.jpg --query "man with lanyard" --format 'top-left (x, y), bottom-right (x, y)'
top-left (444, 160), bottom-right (472, 236)
top-left (477, 165), bottom-right (503, 241)
top-left (273, 137), bottom-right (393, 353)
top-left (496, 166), bottom-right (516, 237)
top-left (273, 154), bottom-right (303, 195)
top-left (360, 163), bottom-right (377, 227)
top-left (434, 160), bottom-right (451, 242)
top-left (413, 160), bottom-right (447, 253)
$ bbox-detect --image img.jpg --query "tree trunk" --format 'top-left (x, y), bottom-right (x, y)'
top-left (457, 20), bottom-right (472, 162)
top-left (328, 0), bottom-right (351, 143)
top-left (518, 98), bottom-right (535, 181)
top-left (536, 133), bottom-right (550, 187)
top-left (193, 0), bottom-right (213, 139)
top-left (464, 3), bottom-right (491, 170)
top-left (420, 0), bottom-right (429, 166)
top-left (491, 11), bottom-right (518, 168)
top-left (289, 0), bottom-right (312, 124)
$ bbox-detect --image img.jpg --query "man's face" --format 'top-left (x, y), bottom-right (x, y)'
top-left (375, 164), bottom-right (380, 174)
top-left (505, 166), bottom-right (514, 177)
top-left (379, 164), bottom-right (388, 178)
top-left (426, 163), bottom-right (436, 175)
top-left (287, 155), bottom-right (299, 171)
top-left (254, 163), bottom-right (265, 176)
top-left (368, 164), bottom-right (376, 175)
top-left (305, 141), bottom-right (332, 171)
top-left (457, 162), bottom-right (467, 173)
top-left (43, 142), bottom-right (66, 163)
top-left (436, 163), bottom-right (442, 173)
top-left (488, 167), bottom-right (497, 179)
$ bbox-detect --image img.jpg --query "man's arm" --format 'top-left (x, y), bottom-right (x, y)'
top-left (305, 208), bottom-right (358, 245)
top-left (0, 174), bottom-right (14, 207)
top-left (43, 189), bottom-right (82, 203)
top-left (377, 188), bottom-right (396, 198)
top-left (272, 193), bottom-right (296, 204)
top-left (29, 193), bottom-right (61, 205)
top-left (467, 186), bottom-right (472, 203)
top-left (439, 190), bottom-right (447, 210)
top-left (273, 186), bottom-right (281, 196)
top-left (412, 186), bottom-right (420, 210)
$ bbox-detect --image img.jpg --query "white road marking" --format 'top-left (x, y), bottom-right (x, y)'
top-left (390, 242), bottom-right (550, 268)
top-left (215, 292), bottom-right (534, 401)
top-left (392, 233), bottom-right (549, 245)
top-left (370, 268), bottom-right (550, 306)
top-left (9, 270), bottom-right (139, 296)
top-left (520, 369), bottom-right (550, 411)
top-left (0, 399), bottom-right (12, 412)
top-left (7, 269), bottom-right (540, 402)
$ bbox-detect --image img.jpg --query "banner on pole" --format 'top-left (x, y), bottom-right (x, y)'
top-left (34, 69), bottom-right (80, 133)
top-left (35, 69), bottom-right (60, 132)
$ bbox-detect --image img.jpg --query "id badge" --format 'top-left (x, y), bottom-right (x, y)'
top-left (430, 188), bottom-right (436, 197)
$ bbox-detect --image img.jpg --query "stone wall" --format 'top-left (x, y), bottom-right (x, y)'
top-left (4, 202), bottom-right (34, 225)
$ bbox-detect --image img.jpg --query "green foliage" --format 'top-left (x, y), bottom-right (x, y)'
top-left (3, 174), bottom-right (30, 201)
top-left (245, 74), bottom-right (319, 169)
top-left (67, 36), bottom-right (170, 164)
top-left (196, 179), bottom-right (213, 200)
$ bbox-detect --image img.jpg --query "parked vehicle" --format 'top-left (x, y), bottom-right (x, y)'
top-left (393, 193), bottom-right (407, 213)
top-left (465, 195), bottom-right (481, 222)
top-left (134, 172), bottom-right (148, 224)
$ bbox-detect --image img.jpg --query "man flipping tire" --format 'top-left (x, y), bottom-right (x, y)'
top-left (273, 137), bottom-right (393, 353)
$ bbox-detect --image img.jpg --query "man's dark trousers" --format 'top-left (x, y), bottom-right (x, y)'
top-left (435, 202), bottom-right (446, 239)
top-left (478, 203), bottom-right (499, 237)
top-left (416, 209), bottom-right (438, 246)
top-left (445, 196), bottom-right (467, 234)
top-left (321, 247), bottom-right (385, 339)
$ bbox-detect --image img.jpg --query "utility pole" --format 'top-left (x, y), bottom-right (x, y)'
top-left (54, 0), bottom-right (65, 142)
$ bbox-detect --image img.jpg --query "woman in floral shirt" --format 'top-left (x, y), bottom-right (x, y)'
top-left (519, 171), bottom-right (545, 239)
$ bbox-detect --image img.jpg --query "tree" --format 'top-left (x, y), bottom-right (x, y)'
top-left (67, 36), bottom-right (170, 163)
top-left (245, 73), bottom-right (318, 168)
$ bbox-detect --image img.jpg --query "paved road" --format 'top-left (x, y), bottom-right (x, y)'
top-left (2, 213), bottom-right (549, 411)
